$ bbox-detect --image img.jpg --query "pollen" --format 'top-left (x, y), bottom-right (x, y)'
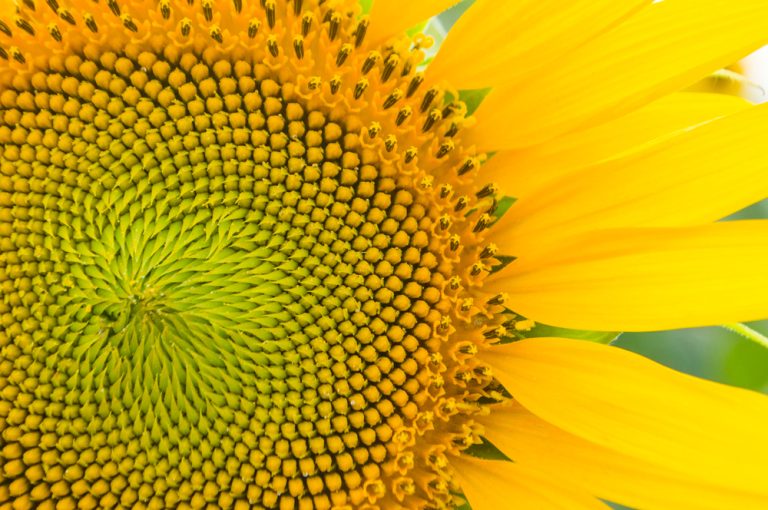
top-left (0, 1), bottom-right (507, 509)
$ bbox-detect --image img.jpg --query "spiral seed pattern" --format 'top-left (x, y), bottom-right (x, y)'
top-left (0, 1), bottom-right (514, 509)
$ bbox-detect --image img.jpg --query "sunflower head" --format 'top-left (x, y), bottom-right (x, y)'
top-left (0, 1), bottom-right (517, 509)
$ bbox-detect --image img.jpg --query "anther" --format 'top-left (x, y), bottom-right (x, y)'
top-left (480, 244), bottom-right (498, 259)
top-left (58, 8), bottom-right (75, 25)
top-left (445, 123), bottom-right (459, 137)
top-left (420, 88), bottom-right (438, 112)
top-left (395, 107), bottom-right (412, 126)
top-left (354, 18), bottom-right (369, 47)
top-left (0, 20), bottom-right (11, 37)
top-left (330, 76), bottom-right (341, 94)
top-left (265, 0), bottom-right (276, 28)
top-left (420, 176), bottom-right (434, 189)
top-left (202, 0), bottom-right (213, 21)
top-left (457, 158), bottom-right (477, 176)
top-left (293, 36), bottom-right (304, 59)
top-left (367, 123), bottom-right (380, 138)
top-left (437, 316), bottom-right (451, 332)
top-left (451, 434), bottom-right (472, 449)
top-left (354, 79), bottom-right (368, 99)
top-left (15, 17), bottom-right (35, 36)
top-left (0, 47), bottom-right (8, 60)
top-left (404, 147), bottom-right (418, 164)
top-left (473, 214), bottom-right (492, 232)
top-left (209, 25), bottom-right (223, 43)
top-left (442, 103), bottom-right (457, 119)
top-left (476, 183), bottom-right (497, 199)
top-left (486, 198), bottom-right (499, 215)
top-left (233, 0), bottom-right (243, 13)
top-left (46, 0), bottom-right (58, 11)
top-left (401, 60), bottom-right (413, 77)
top-left (47, 23), bottom-right (62, 42)
top-left (107, 0), bottom-right (121, 16)
top-left (293, 0), bottom-right (303, 15)
top-left (328, 12), bottom-right (342, 41)
top-left (438, 215), bottom-right (450, 230)
top-left (487, 293), bottom-right (507, 306)
top-left (383, 89), bottom-right (402, 110)
top-left (308, 76), bottom-right (321, 89)
top-left (395, 478), bottom-right (416, 497)
top-left (470, 263), bottom-right (485, 276)
top-left (428, 450), bottom-right (449, 471)
top-left (180, 18), bottom-right (192, 37)
top-left (382, 54), bottom-right (400, 82)
top-left (448, 276), bottom-right (461, 290)
top-left (122, 14), bottom-right (138, 32)
top-left (406, 74), bottom-right (424, 98)
top-left (267, 36), bottom-right (279, 57)
top-left (483, 327), bottom-right (505, 339)
top-left (10, 47), bottom-right (24, 64)
top-left (160, 0), bottom-right (171, 19)
top-left (502, 317), bottom-right (518, 329)
top-left (422, 110), bottom-right (442, 132)
top-left (361, 52), bottom-right (380, 74)
top-left (454, 196), bottom-right (468, 212)
top-left (336, 44), bottom-right (352, 66)
top-left (428, 477), bottom-right (449, 492)
top-left (384, 135), bottom-right (397, 152)
top-left (84, 13), bottom-right (97, 32)
top-left (248, 19), bottom-right (260, 38)
top-left (436, 140), bottom-right (454, 158)
top-left (301, 12), bottom-right (313, 36)
top-left (449, 235), bottom-right (460, 251)
top-left (439, 184), bottom-right (452, 199)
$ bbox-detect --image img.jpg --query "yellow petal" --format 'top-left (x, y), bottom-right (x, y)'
top-left (482, 337), bottom-right (768, 496)
top-left (453, 455), bottom-right (609, 510)
top-left (0, 0), bottom-right (12, 19)
top-left (481, 402), bottom-right (768, 510)
top-left (468, 0), bottom-right (768, 151)
top-left (486, 221), bottom-right (768, 331)
top-left (367, 0), bottom-right (459, 44)
top-left (427, 0), bottom-right (648, 89)
top-left (481, 92), bottom-right (749, 199)
top-left (491, 100), bottom-right (768, 254)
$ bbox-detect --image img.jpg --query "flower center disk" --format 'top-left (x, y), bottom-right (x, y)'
top-left (0, 1), bottom-right (501, 509)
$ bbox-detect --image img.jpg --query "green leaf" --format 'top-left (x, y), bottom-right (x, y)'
top-left (456, 500), bottom-right (472, 510)
top-left (519, 323), bottom-right (621, 345)
top-left (464, 437), bottom-right (510, 461)
top-left (721, 323), bottom-right (768, 350)
top-left (459, 88), bottom-right (491, 116)
top-left (493, 195), bottom-right (516, 219)
top-left (722, 328), bottom-right (768, 391)
top-left (436, 0), bottom-right (475, 30)
top-left (359, 0), bottom-right (373, 14)
top-left (406, 21), bottom-right (429, 37)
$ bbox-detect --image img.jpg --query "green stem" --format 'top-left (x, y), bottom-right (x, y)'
top-left (721, 323), bottom-right (768, 350)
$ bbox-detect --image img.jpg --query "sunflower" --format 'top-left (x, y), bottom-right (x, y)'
top-left (1, 0), bottom-right (768, 508)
